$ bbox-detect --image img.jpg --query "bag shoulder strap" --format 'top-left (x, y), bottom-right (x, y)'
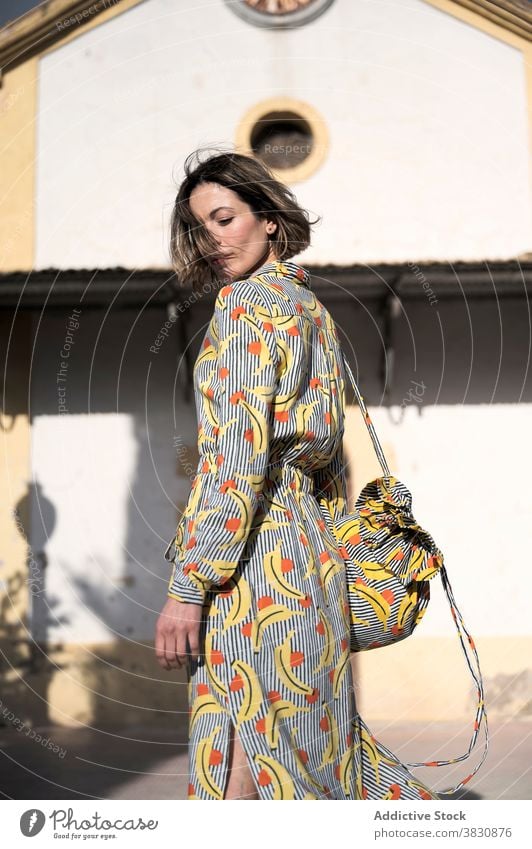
top-left (340, 347), bottom-right (489, 797)
top-left (340, 350), bottom-right (391, 477)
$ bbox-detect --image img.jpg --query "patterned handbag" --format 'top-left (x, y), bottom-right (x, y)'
top-left (318, 351), bottom-right (489, 795)
top-left (333, 353), bottom-right (445, 654)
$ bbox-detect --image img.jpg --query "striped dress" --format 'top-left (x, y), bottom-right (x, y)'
top-left (167, 259), bottom-right (438, 801)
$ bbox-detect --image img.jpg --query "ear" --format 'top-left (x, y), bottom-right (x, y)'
top-left (266, 220), bottom-right (277, 235)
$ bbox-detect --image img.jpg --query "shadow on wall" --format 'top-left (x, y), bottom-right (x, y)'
top-left (0, 481), bottom-right (67, 730)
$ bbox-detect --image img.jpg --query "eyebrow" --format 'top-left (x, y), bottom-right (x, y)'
top-left (208, 206), bottom-right (235, 218)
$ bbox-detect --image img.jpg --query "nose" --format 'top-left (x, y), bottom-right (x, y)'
top-left (202, 223), bottom-right (223, 253)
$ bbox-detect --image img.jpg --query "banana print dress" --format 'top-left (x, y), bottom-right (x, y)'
top-left (166, 259), bottom-right (438, 801)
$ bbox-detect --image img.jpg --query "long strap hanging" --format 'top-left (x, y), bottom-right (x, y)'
top-left (340, 349), bottom-right (489, 796)
top-left (341, 351), bottom-right (391, 477)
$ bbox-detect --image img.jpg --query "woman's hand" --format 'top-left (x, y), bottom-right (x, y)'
top-left (155, 597), bottom-right (203, 671)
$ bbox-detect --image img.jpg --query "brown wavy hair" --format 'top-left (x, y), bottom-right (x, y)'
top-left (169, 147), bottom-right (320, 291)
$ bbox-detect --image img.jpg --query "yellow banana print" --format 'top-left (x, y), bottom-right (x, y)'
top-left (189, 692), bottom-right (224, 733)
top-left (354, 748), bottom-right (364, 799)
top-left (360, 724), bottom-right (383, 784)
top-left (264, 698), bottom-right (309, 749)
top-left (274, 629), bottom-right (314, 696)
top-left (294, 400), bottom-right (320, 444)
top-left (221, 487), bottom-right (253, 546)
top-left (220, 574), bottom-right (252, 630)
top-left (350, 580), bottom-right (392, 629)
top-left (312, 607), bottom-right (335, 672)
top-left (238, 397), bottom-right (268, 463)
top-left (318, 702), bottom-right (339, 769)
top-left (394, 545), bottom-right (442, 581)
top-left (195, 726), bottom-right (224, 799)
top-left (272, 385), bottom-right (303, 411)
top-left (194, 344), bottom-right (216, 372)
top-left (337, 517), bottom-right (363, 545)
top-left (302, 541), bottom-right (317, 580)
top-left (251, 603), bottom-right (304, 652)
top-left (338, 744), bottom-right (354, 795)
top-left (350, 611), bottom-right (370, 627)
top-left (272, 314), bottom-right (301, 333)
top-left (359, 723), bottom-right (400, 785)
top-left (320, 551), bottom-right (344, 603)
top-left (231, 658), bottom-right (263, 726)
top-left (357, 560), bottom-right (395, 581)
top-left (263, 542), bottom-right (307, 601)
top-left (396, 586), bottom-right (418, 630)
top-left (385, 543), bottom-right (425, 575)
top-left (332, 647), bottom-right (351, 699)
top-left (254, 753), bottom-right (296, 800)
top-left (178, 481), bottom-right (203, 532)
top-left (203, 629), bottom-right (227, 700)
top-left (201, 557), bottom-right (245, 582)
top-left (216, 417), bottom-right (238, 438)
top-left (199, 379), bottom-right (219, 430)
top-left (275, 336), bottom-right (294, 379)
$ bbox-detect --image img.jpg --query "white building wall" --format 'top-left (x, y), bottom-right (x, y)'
top-left (31, 413), bottom-right (139, 643)
top-left (35, 0), bottom-right (531, 270)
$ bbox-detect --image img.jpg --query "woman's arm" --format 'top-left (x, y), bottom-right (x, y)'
top-left (167, 280), bottom-right (279, 604)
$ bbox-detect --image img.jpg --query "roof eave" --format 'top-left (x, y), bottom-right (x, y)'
top-left (450, 0), bottom-right (532, 41)
top-left (0, 0), bottom-right (111, 78)
top-left (0, 0), bottom-right (530, 79)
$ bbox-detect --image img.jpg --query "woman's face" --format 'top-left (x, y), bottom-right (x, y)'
top-left (189, 182), bottom-right (278, 282)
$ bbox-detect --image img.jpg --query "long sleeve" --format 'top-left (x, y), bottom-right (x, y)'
top-left (167, 281), bottom-right (279, 604)
top-left (313, 438), bottom-right (349, 530)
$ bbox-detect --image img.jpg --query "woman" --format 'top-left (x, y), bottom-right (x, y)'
top-left (155, 150), bottom-right (438, 801)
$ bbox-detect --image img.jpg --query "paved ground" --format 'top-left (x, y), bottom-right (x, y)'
top-left (0, 718), bottom-right (530, 800)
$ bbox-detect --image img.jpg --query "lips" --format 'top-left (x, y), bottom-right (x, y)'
top-left (212, 254), bottom-right (234, 264)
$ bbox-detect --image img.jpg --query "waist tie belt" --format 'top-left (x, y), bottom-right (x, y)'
top-left (164, 455), bottom-right (315, 562)
top-left (184, 452), bottom-right (315, 494)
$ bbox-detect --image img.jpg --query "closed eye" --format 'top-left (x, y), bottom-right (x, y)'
top-left (218, 218), bottom-right (233, 226)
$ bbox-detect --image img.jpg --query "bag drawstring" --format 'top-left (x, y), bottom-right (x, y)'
top-left (404, 564), bottom-right (489, 795)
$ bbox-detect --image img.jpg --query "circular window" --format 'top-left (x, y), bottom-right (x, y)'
top-left (236, 98), bottom-right (328, 183)
top-left (250, 110), bottom-right (313, 170)
top-left (226, 0), bottom-right (335, 28)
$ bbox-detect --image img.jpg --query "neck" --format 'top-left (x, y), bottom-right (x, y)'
top-left (231, 247), bottom-right (278, 282)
